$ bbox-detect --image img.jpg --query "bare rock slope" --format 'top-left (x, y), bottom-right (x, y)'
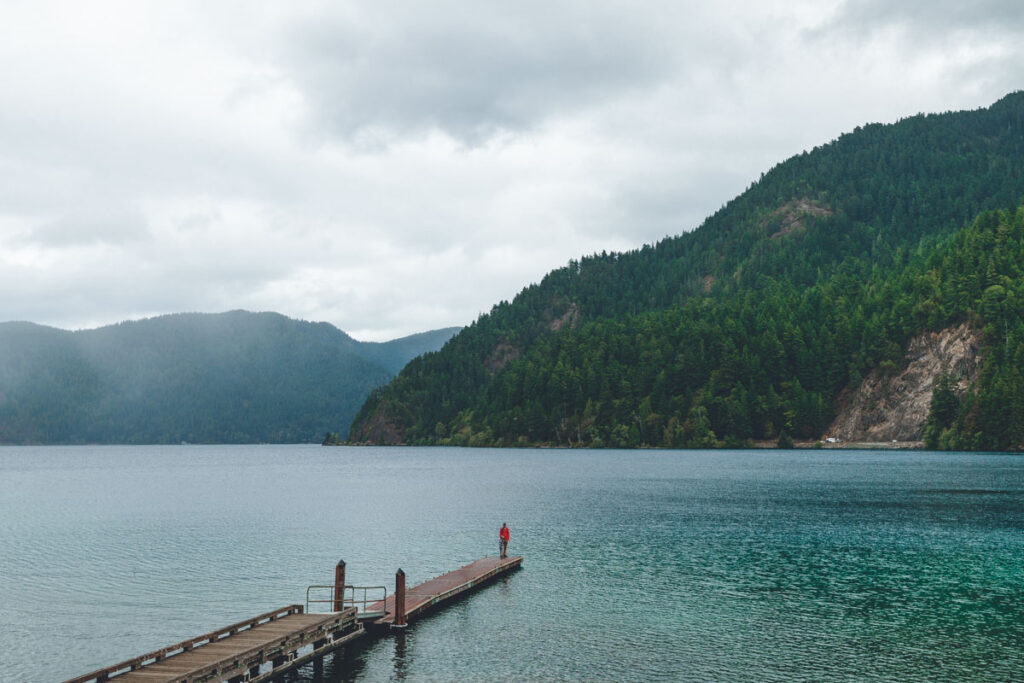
top-left (827, 324), bottom-right (980, 442)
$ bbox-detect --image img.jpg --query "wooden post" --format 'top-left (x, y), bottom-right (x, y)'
top-left (394, 568), bottom-right (407, 628)
top-left (314, 636), bottom-right (327, 679)
top-left (334, 559), bottom-right (346, 612)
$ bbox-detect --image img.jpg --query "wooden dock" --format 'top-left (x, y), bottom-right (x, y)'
top-left (65, 554), bottom-right (523, 682)
top-left (65, 605), bottom-right (362, 683)
top-left (369, 555), bottom-right (523, 627)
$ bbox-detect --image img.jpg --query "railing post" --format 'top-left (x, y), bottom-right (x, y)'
top-left (394, 568), bottom-right (407, 628)
top-left (334, 559), bottom-right (346, 612)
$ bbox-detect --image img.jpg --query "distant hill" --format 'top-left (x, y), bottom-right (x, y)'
top-left (355, 327), bottom-right (465, 375)
top-left (349, 91), bottom-right (1024, 450)
top-left (0, 311), bottom-right (459, 444)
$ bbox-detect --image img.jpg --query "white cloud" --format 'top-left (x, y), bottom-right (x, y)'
top-left (0, 1), bottom-right (1022, 340)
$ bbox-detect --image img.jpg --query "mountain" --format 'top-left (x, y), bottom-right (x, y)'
top-left (349, 92), bottom-right (1024, 450)
top-left (355, 327), bottom-right (467, 375)
top-left (0, 311), bottom-right (459, 444)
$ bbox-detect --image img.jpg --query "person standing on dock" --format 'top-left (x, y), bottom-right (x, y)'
top-left (499, 522), bottom-right (510, 558)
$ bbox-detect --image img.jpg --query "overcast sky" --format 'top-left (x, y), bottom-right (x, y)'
top-left (1, 1), bottom-right (1022, 341)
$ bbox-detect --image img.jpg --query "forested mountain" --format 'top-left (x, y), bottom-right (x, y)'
top-left (349, 92), bottom-right (1024, 450)
top-left (0, 311), bottom-right (459, 444)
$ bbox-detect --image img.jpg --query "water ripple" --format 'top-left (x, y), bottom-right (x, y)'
top-left (2, 446), bottom-right (1022, 682)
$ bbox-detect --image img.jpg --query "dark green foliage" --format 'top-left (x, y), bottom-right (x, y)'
top-left (923, 373), bottom-right (960, 449)
top-left (918, 208), bottom-right (1024, 451)
top-left (349, 92), bottom-right (1024, 450)
top-left (0, 312), bottom-right (459, 444)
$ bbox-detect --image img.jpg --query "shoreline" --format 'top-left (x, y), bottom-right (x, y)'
top-left (340, 439), bottom-right (929, 450)
top-left (791, 440), bottom-right (924, 450)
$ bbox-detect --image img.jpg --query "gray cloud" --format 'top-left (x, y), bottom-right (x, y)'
top-left (828, 0), bottom-right (1024, 36)
top-left (1, 2), bottom-right (1023, 340)
top-left (810, 0), bottom-right (1024, 116)
top-left (24, 204), bottom-right (150, 247)
top-left (279, 1), bottom-right (722, 145)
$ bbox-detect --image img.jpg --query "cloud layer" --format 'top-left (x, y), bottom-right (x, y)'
top-left (1, 1), bottom-right (1022, 340)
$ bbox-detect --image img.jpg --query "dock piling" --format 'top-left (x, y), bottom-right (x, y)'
top-left (334, 559), bottom-right (346, 612)
top-left (394, 569), bottom-right (407, 628)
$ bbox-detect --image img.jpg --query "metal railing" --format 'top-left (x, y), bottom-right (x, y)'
top-left (306, 584), bottom-right (388, 619)
top-left (345, 585), bottom-right (388, 618)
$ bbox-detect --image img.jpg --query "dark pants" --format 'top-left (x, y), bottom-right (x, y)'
top-left (499, 539), bottom-right (508, 557)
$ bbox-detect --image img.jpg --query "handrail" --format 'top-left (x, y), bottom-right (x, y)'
top-left (306, 584), bottom-right (333, 613)
top-left (346, 584), bottom-right (389, 615)
top-left (306, 584), bottom-right (387, 616)
top-left (63, 605), bottom-right (303, 683)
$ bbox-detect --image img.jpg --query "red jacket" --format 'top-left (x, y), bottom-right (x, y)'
top-left (499, 526), bottom-right (510, 541)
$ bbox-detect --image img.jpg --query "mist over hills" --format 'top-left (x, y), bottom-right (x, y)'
top-left (350, 92), bottom-right (1024, 450)
top-left (0, 311), bottom-right (459, 444)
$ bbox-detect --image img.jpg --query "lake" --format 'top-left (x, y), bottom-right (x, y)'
top-left (1, 446), bottom-right (1022, 681)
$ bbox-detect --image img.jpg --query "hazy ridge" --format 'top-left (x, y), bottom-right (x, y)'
top-left (0, 311), bottom-right (459, 444)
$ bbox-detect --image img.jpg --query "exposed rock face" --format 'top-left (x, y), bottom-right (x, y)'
top-left (549, 302), bottom-right (580, 332)
top-left (484, 339), bottom-right (520, 374)
top-left (349, 407), bottom-right (404, 445)
top-left (762, 198), bottom-right (833, 239)
top-left (827, 324), bottom-right (981, 442)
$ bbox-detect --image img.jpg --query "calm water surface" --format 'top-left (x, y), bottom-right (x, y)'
top-left (1, 446), bottom-right (1022, 682)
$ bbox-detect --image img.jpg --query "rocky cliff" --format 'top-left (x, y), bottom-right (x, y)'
top-left (826, 324), bottom-right (980, 443)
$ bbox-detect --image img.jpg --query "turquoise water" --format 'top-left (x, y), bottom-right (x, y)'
top-left (1, 446), bottom-right (1022, 682)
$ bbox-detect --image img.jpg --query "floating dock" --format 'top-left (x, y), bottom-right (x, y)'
top-left (65, 554), bottom-right (523, 683)
top-left (369, 555), bottom-right (523, 628)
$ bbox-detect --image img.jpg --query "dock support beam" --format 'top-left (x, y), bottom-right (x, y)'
top-left (334, 559), bottom-right (346, 612)
top-left (393, 568), bottom-right (407, 628)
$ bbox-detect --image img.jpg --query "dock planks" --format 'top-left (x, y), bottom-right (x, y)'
top-left (65, 606), bottom-right (361, 683)
top-left (369, 555), bottom-right (522, 626)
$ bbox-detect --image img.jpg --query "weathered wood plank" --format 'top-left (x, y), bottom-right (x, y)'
top-left (65, 607), bottom-right (359, 683)
top-left (369, 555), bottom-right (522, 626)
top-left (64, 605), bottom-right (309, 683)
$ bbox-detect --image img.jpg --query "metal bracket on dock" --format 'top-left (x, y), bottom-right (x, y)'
top-left (247, 625), bottom-right (364, 683)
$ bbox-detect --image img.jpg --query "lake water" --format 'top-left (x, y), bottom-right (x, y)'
top-left (1, 446), bottom-right (1022, 682)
